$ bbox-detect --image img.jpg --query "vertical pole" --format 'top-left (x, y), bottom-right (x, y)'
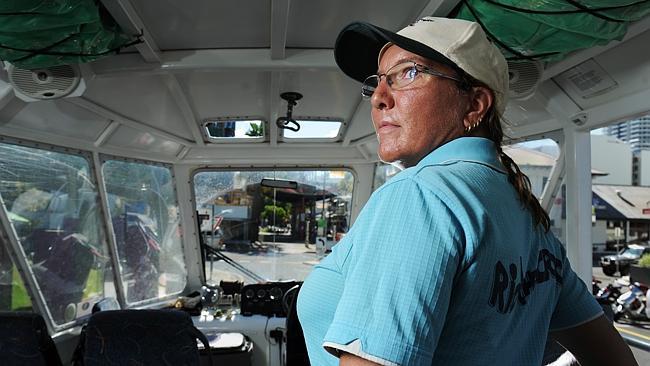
top-left (210, 205), bottom-right (215, 281)
top-left (616, 230), bottom-right (620, 276)
top-left (563, 126), bottom-right (592, 285)
top-left (92, 152), bottom-right (127, 308)
top-left (211, 205), bottom-right (216, 248)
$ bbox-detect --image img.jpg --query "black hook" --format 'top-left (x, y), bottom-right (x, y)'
top-left (277, 118), bottom-right (301, 132)
top-left (276, 92), bottom-right (303, 132)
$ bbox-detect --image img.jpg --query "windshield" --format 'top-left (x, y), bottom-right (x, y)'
top-left (193, 169), bottom-right (354, 283)
top-left (621, 247), bottom-right (644, 258)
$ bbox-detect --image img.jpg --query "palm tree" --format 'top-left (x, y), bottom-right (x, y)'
top-left (245, 122), bottom-right (264, 137)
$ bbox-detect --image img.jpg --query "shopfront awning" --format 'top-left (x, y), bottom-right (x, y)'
top-left (593, 185), bottom-right (650, 221)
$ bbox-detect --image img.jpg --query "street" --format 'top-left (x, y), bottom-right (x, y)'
top-left (593, 266), bottom-right (650, 365)
top-left (205, 242), bottom-right (320, 283)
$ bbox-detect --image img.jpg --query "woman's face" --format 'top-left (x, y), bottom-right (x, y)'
top-left (370, 45), bottom-right (469, 167)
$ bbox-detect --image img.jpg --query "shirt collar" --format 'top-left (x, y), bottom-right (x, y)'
top-left (416, 137), bottom-right (505, 173)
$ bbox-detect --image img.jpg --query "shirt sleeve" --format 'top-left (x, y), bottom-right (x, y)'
top-left (322, 177), bottom-right (465, 365)
top-left (549, 240), bottom-right (603, 331)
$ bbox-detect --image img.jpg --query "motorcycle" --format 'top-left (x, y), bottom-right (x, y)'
top-left (613, 281), bottom-right (650, 322)
top-left (592, 278), bottom-right (621, 321)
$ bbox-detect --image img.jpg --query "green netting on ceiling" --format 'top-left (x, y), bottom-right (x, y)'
top-left (456, 0), bottom-right (650, 62)
top-left (0, 0), bottom-right (141, 69)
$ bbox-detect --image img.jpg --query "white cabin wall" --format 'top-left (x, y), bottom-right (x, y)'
top-left (348, 163), bottom-right (375, 225)
top-left (1, 100), bottom-right (110, 141)
top-left (0, 98), bottom-right (184, 164)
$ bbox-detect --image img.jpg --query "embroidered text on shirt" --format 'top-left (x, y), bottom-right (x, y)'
top-left (488, 249), bottom-right (563, 314)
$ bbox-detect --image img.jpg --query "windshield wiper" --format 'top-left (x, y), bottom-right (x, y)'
top-left (203, 244), bottom-right (265, 283)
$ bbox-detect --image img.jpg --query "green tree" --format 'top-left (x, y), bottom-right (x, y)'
top-left (245, 122), bottom-right (264, 137)
top-left (261, 205), bottom-right (288, 223)
top-left (639, 254), bottom-right (650, 268)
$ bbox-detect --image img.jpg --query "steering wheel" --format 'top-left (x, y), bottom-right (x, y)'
top-left (282, 283), bottom-right (310, 365)
top-left (282, 284), bottom-right (301, 316)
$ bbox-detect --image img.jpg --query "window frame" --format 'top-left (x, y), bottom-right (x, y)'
top-left (0, 136), bottom-right (114, 332)
top-left (279, 117), bottom-right (346, 143)
top-left (190, 166), bottom-right (357, 280)
top-left (203, 117), bottom-right (267, 143)
top-left (99, 154), bottom-right (188, 308)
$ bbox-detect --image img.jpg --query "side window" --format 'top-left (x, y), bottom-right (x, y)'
top-left (372, 163), bottom-right (402, 191)
top-left (102, 159), bottom-right (186, 304)
top-left (0, 235), bottom-right (32, 311)
top-left (0, 143), bottom-right (111, 325)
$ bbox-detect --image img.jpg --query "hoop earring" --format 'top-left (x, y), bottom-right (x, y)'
top-left (465, 117), bottom-right (483, 133)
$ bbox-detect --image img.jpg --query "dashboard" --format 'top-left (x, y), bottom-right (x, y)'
top-left (240, 281), bottom-right (301, 317)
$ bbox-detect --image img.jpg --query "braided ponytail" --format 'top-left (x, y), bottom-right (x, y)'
top-left (483, 106), bottom-right (551, 232)
top-left (452, 71), bottom-right (551, 231)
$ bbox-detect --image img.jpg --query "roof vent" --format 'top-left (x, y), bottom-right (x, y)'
top-left (507, 60), bottom-right (543, 100)
top-left (5, 62), bottom-right (87, 102)
top-left (553, 59), bottom-right (618, 100)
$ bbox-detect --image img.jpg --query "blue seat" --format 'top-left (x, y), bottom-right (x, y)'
top-left (77, 309), bottom-right (210, 366)
top-left (0, 311), bottom-right (63, 366)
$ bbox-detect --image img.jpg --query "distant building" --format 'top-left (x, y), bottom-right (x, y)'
top-left (606, 116), bottom-right (650, 186)
top-left (607, 116), bottom-right (650, 153)
top-left (633, 150), bottom-right (650, 186)
top-left (504, 146), bottom-right (556, 198)
top-left (507, 142), bottom-right (650, 249)
top-left (591, 135), bottom-right (632, 185)
top-left (505, 146), bottom-right (564, 239)
top-left (592, 185), bottom-right (650, 248)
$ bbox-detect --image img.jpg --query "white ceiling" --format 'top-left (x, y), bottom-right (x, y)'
top-left (1, 0), bottom-right (650, 164)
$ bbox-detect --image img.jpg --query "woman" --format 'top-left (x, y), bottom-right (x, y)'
top-left (296, 17), bottom-right (637, 366)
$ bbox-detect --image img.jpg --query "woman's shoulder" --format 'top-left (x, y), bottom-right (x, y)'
top-left (367, 172), bottom-right (463, 218)
top-left (372, 170), bottom-right (435, 198)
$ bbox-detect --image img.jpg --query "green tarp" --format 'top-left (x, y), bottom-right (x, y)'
top-left (457, 0), bottom-right (650, 62)
top-left (0, 0), bottom-right (137, 69)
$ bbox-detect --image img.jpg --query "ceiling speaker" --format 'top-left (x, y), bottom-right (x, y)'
top-left (5, 63), bottom-right (87, 102)
top-left (507, 60), bottom-right (543, 100)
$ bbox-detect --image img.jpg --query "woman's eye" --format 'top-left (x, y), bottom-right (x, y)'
top-left (401, 66), bottom-right (417, 80)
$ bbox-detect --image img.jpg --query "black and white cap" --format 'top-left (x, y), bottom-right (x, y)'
top-left (334, 17), bottom-right (509, 114)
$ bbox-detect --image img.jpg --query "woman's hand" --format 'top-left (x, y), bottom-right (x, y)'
top-left (340, 352), bottom-right (382, 366)
top-left (551, 314), bottom-right (638, 366)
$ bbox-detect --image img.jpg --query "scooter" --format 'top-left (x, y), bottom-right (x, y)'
top-left (613, 282), bottom-right (649, 322)
top-left (592, 278), bottom-right (621, 321)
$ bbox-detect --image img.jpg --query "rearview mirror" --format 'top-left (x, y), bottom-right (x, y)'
top-left (261, 178), bottom-right (298, 189)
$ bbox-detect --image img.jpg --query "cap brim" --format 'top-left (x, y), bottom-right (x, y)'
top-left (334, 22), bottom-right (459, 83)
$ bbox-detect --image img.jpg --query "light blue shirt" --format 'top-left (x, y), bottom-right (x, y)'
top-left (297, 137), bottom-right (602, 365)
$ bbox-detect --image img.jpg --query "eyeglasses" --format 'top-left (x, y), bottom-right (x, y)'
top-left (361, 61), bottom-right (462, 98)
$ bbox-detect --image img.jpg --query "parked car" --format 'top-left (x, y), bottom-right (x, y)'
top-left (600, 244), bottom-right (650, 276)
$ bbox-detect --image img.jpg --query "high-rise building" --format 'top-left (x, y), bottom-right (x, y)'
top-left (607, 116), bottom-right (650, 153)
